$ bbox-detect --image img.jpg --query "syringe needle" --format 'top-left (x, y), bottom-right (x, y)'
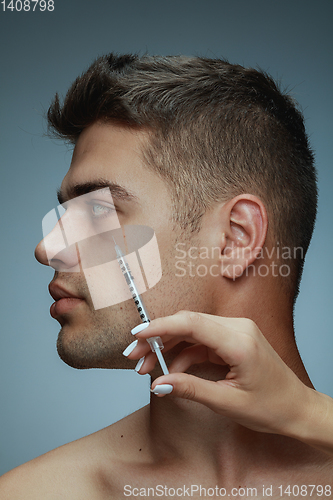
top-left (113, 236), bottom-right (169, 375)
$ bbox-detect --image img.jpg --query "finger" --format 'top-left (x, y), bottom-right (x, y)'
top-left (126, 336), bottom-right (186, 361)
top-left (123, 338), bottom-right (151, 359)
top-left (135, 311), bottom-right (252, 366)
top-left (135, 350), bottom-right (157, 374)
top-left (150, 372), bottom-right (242, 415)
top-left (136, 345), bottom-right (209, 376)
top-left (135, 338), bottom-right (199, 374)
top-left (137, 312), bottom-right (252, 339)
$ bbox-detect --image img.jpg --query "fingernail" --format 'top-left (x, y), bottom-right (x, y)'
top-left (131, 323), bottom-right (150, 335)
top-left (135, 356), bottom-right (145, 373)
top-left (122, 340), bottom-right (138, 357)
top-left (151, 384), bottom-right (173, 395)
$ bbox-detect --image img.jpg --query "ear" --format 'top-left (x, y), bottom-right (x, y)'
top-left (220, 194), bottom-right (268, 280)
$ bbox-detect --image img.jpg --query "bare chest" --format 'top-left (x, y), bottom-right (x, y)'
top-left (102, 461), bottom-right (333, 500)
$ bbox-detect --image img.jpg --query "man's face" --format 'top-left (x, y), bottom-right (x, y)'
top-left (35, 122), bottom-right (214, 370)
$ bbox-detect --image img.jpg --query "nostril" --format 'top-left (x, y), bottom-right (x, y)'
top-left (35, 234), bottom-right (80, 271)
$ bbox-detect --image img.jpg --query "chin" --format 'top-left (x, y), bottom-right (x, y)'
top-left (56, 325), bottom-right (135, 370)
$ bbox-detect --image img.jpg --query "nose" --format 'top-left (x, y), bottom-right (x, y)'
top-left (35, 209), bottom-right (80, 271)
top-left (35, 237), bottom-right (52, 266)
top-left (35, 230), bottom-right (80, 271)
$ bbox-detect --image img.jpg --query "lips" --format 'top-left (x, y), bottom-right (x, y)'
top-left (49, 282), bottom-right (85, 317)
top-left (49, 282), bottom-right (84, 301)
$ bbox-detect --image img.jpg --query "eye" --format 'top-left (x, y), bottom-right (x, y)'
top-left (89, 202), bottom-right (116, 219)
top-left (92, 204), bottom-right (110, 217)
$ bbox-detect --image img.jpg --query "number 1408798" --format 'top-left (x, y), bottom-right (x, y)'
top-left (1, 0), bottom-right (54, 11)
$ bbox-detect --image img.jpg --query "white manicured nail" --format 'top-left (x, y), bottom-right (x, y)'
top-left (122, 340), bottom-right (138, 357)
top-left (151, 384), bottom-right (173, 395)
top-left (135, 356), bottom-right (145, 373)
top-left (131, 323), bottom-right (150, 335)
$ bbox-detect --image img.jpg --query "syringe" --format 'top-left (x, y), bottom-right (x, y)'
top-left (113, 237), bottom-right (169, 375)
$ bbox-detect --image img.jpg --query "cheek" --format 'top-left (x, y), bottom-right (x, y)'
top-left (144, 254), bottom-right (212, 319)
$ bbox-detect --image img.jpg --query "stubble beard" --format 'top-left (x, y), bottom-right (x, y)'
top-left (54, 230), bottom-right (212, 371)
top-left (54, 272), bottom-right (137, 370)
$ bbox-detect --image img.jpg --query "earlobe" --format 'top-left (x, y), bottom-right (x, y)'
top-left (220, 195), bottom-right (268, 280)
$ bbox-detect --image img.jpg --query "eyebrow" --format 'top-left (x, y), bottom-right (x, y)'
top-left (57, 179), bottom-right (138, 205)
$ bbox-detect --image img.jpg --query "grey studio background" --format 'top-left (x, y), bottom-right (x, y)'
top-left (0, 0), bottom-right (332, 475)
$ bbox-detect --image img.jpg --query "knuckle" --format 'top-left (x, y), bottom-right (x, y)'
top-left (181, 383), bottom-right (196, 401)
top-left (240, 318), bottom-right (258, 336)
top-left (242, 333), bottom-right (259, 357)
top-left (183, 310), bottom-right (202, 325)
top-left (178, 375), bottom-right (196, 400)
top-left (175, 309), bottom-right (190, 317)
top-left (176, 310), bottom-right (202, 332)
top-left (188, 311), bottom-right (202, 323)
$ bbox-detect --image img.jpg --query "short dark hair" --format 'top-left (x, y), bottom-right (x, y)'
top-left (47, 53), bottom-right (317, 301)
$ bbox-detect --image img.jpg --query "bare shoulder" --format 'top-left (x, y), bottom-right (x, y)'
top-left (0, 405), bottom-right (150, 500)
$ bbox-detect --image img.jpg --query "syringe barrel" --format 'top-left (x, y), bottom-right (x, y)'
top-left (117, 256), bottom-right (150, 323)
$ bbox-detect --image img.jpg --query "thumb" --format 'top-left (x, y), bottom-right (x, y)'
top-left (151, 372), bottom-right (238, 412)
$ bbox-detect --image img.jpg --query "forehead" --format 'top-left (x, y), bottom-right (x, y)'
top-left (61, 122), bottom-right (167, 202)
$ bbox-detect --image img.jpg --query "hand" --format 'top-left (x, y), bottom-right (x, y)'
top-left (128, 311), bottom-right (333, 455)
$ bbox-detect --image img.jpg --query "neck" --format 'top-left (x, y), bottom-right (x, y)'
top-left (212, 273), bottom-right (313, 387)
top-left (147, 285), bottom-right (314, 477)
top-left (147, 378), bottom-right (314, 485)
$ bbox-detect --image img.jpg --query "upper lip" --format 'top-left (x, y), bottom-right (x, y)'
top-left (49, 282), bottom-right (84, 301)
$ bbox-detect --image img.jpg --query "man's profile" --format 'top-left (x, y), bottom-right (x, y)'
top-left (1, 54), bottom-right (332, 499)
